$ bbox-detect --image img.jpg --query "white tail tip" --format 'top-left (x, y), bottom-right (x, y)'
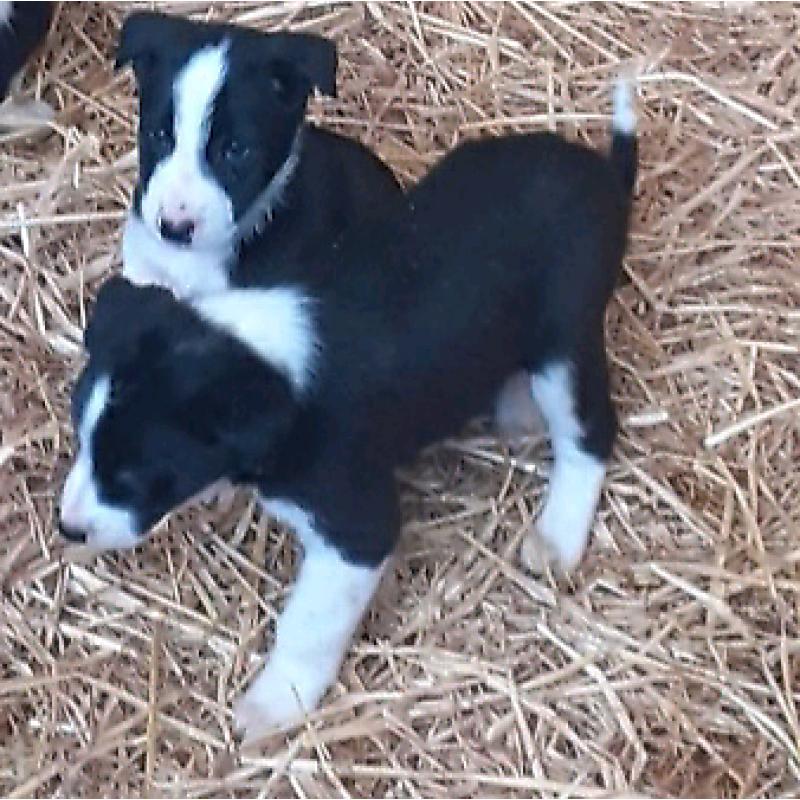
top-left (612, 79), bottom-right (636, 136)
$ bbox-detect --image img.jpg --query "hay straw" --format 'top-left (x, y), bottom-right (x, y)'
top-left (2, 2), bottom-right (799, 797)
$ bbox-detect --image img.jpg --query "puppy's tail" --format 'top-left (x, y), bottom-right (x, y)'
top-left (609, 79), bottom-right (638, 196)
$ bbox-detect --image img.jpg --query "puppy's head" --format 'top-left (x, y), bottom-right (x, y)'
top-left (116, 12), bottom-right (336, 252)
top-left (59, 277), bottom-right (300, 549)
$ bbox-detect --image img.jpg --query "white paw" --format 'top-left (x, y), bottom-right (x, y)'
top-left (543, 507), bottom-right (587, 572)
top-left (524, 450), bottom-right (605, 573)
top-left (233, 661), bottom-right (327, 742)
top-left (522, 496), bottom-right (592, 574)
top-left (520, 529), bottom-right (559, 576)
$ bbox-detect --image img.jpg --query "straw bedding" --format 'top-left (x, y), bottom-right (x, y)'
top-left (2, 2), bottom-right (799, 797)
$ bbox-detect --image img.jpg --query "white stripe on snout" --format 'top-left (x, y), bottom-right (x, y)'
top-left (173, 42), bottom-right (229, 162)
top-left (81, 375), bottom-right (111, 440)
top-left (138, 41), bottom-right (235, 253)
top-left (61, 375), bottom-right (110, 526)
top-left (60, 376), bottom-right (138, 549)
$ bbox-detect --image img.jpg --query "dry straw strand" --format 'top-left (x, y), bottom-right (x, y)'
top-left (2, 2), bottom-right (799, 798)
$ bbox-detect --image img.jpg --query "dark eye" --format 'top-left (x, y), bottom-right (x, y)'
top-left (107, 378), bottom-right (126, 407)
top-left (146, 127), bottom-right (172, 154)
top-left (112, 469), bottom-right (141, 498)
top-left (223, 141), bottom-right (251, 165)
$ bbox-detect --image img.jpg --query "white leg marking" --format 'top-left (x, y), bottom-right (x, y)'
top-left (235, 510), bottom-right (384, 739)
top-left (524, 363), bottom-right (606, 571)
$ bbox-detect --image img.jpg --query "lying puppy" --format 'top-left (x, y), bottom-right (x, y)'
top-left (0, 2), bottom-right (53, 100)
top-left (0, 1), bottom-right (55, 133)
top-left (59, 83), bottom-right (637, 739)
top-left (116, 11), bottom-right (401, 298)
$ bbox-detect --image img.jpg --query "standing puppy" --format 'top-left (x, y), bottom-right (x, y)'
top-left (59, 84), bottom-right (637, 740)
top-left (117, 12), bottom-right (401, 298)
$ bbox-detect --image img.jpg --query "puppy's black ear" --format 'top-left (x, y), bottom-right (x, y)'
top-left (84, 276), bottom-right (141, 354)
top-left (192, 352), bottom-right (299, 480)
top-left (115, 12), bottom-right (166, 77)
top-left (266, 33), bottom-right (337, 103)
top-left (84, 277), bottom-right (175, 356)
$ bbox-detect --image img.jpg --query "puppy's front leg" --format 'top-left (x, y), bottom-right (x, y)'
top-left (234, 534), bottom-right (385, 741)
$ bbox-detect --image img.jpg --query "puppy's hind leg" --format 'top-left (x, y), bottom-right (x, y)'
top-left (521, 344), bottom-right (615, 572)
top-left (494, 369), bottom-right (545, 438)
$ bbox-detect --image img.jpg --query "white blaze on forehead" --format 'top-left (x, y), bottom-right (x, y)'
top-left (194, 288), bottom-right (319, 393)
top-left (137, 39), bottom-right (235, 255)
top-left (60, 375), bottom-right (139, 549)
top-left (81, 374), bottom-right (111, 439)
top-left (173, 41), bottom-right (229, 162)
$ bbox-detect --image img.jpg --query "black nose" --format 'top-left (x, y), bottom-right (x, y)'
top-left (59, 522), bottom-right (86, 544)
top-left (159, 217), bottom-right (195, 245)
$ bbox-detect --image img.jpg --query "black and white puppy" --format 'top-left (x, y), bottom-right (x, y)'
top-left (0, 2), bottom-right (53, 100)
top-left (60, 84), bottom-right (637, 739)
top-left (116, 12), bottom-right (401, 298)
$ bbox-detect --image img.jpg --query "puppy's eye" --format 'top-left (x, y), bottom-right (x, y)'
top-left (107, 378), bottom-right (125, 406)
top-left (146, 127), bottom-right (172, 154)
top-left (113, 469), bottom-right (141, 496)
top-left (223, 141), bottom-right (251, 165)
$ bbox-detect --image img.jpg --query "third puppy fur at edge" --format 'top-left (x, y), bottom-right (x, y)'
top-left (116, 11), bottom-right (402, 298)
top-left (60, 82), bottom-right (638, 738)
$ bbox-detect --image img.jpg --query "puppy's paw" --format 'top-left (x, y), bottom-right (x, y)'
top-left (233, 662), bottom-right (324, 743)
top-left (519, 529), bottom-right (558, 576)
top-left (521, 510), bottom-right (588, 575)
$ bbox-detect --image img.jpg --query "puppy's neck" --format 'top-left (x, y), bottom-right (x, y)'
top-left (235, 127), bottom-right (304, 246)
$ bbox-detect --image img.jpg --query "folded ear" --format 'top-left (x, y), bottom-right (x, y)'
top-left (185, 348), bottom-right (299, 480)
top-left (84, 277), bottom-right (175, 356)
top-left (84, 276), bottom-right (138, 353)
top-left (115, 12), bottom-right (168, 76)
top-left (264, 33), bottom-right (337, 103)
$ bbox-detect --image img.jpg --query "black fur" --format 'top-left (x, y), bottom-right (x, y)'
top-left (73, 125), bottom-right (636, 565)
top-left (0, 2), bottom-right (53, 101)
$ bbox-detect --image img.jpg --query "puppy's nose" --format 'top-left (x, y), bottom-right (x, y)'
top-left (59, 522), bottom-right (87, 544)
top-left (158, 216), bottom-right (196, 245)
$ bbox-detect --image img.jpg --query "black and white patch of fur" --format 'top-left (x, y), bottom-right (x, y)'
top-left (61, 82), bottom-right (637, 737)
top-left (116, 11), bottom-right (402, 298)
